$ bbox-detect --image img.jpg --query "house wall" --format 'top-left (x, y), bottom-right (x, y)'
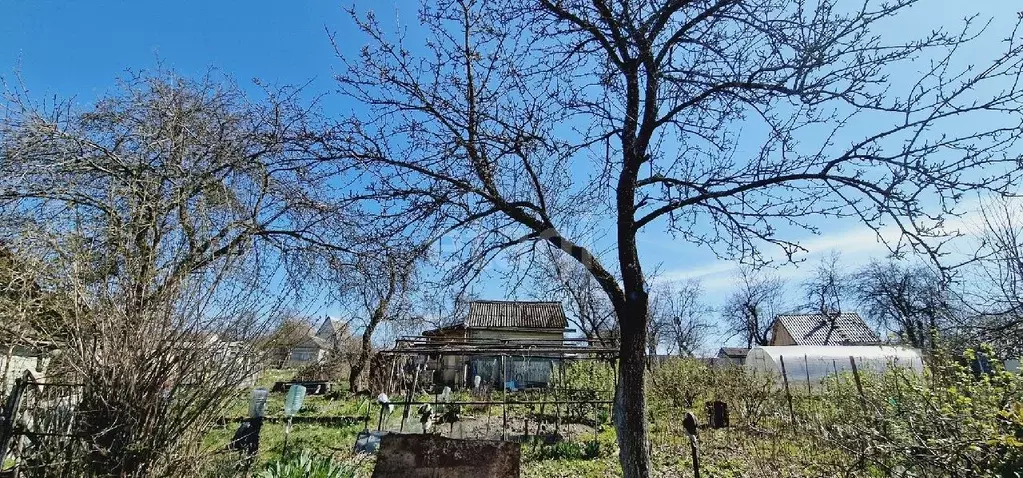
top-left (0, 346), bottom-right (49, 393)
top-left (429, 329), bottom-right (566, 388)
top-left (285, 347), bottom-right (326, 368)
top-left (771, 323), bottom-right (796, 346)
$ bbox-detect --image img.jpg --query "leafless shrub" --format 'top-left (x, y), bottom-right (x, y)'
top-left (0, 69), bottom-right (345, 476)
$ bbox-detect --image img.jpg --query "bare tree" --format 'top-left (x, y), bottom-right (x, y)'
top-left (960, 197), bottom-right (1023, 356)
top-left (530, 245), bottom-right (616, 344)
top-left (648, 280), bottom-right (713, 356)
top-left (334, 0), bottom-right (1023, 474)
top-left (722, 269), bottom-right (787, 348)
top-left (803, 252), bottom-right (849, 316)
top-left (0, 70), bottom-right (346, 475)
top-left (853, 260), bottom-right (949, 350)
top-left (339, 250), bottom-right (419, 393)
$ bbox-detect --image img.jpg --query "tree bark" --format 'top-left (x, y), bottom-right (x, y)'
top-left (614, 297), bottom-right (650, 477)
top-left (349, 306), bottom-right (385, 393)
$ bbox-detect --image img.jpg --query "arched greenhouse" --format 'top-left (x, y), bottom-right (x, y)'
top-left (745, 345), bottom-right (924, 389)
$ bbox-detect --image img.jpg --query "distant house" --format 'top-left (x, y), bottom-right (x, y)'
top-left (769, 312), bottom-right (880, 346)
top-left (716, 347), bottom-right (750, 365)
top-left (315, 318), bottom-right (350, 349)
top-left (271, 317), bottom-right (352, 368)
top-left (421, 300), bottom-right (570, 386)
top-left (177, 332), bottom-right (259, 387)
top-left (0, 343), bottom-right (51, 394)
top-left (285, 335), bottom-right (332, 368)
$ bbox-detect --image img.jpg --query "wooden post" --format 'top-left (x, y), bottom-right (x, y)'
top-left (689, 436), bottom-right (701, 478)
top-left (832, 359), bottom-right (841, 391)
top-left (282, 416), bottom-right (293, 457)
top-left (387, 358), bottom-right (397, 395)
top-left (534, 396), bottom-right (546, 450)
top-left (893, 357), bottom-right (904, 412)
top-left (400, 363), bottom-right (420, 433)
top-left (779, 356), bottom-right (796, 426)
top-left (501, 354), bottom-right (508, 441)
top-left (849, 356), bottom-right (867, 415)
top-left (804, 354), bottom-right (812, 394)
top-left (0, 345), bottom-right (12, 399)
top-left (611, 356), bottom-right (618, 422)
top-left (554, 360), bottom-right (562, 435)
top-left (0, 377), bottom-right (28, 467)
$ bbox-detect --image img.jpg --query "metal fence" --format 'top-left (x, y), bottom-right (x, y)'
top-left (0, 374), bottom-right (85, 476)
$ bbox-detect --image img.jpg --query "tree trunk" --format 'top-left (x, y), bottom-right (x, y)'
top-left (349, 307), bottom-right (384, 393)
top-left (614, 299), bottom-right (650, 478)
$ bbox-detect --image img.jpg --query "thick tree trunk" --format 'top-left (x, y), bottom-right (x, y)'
top-left (349, 308), bottom-right (384, 393)
top-left (614, 299), bottom-right (650, 478)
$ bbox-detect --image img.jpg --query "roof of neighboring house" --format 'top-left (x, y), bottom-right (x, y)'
top-left (424, 300), bottom-right (569, 335)
top-left (464, 300), bottom-right (568, 329)
top-left (294, 335), bottom-right (331, 350)
top-left (718, 347), bottom-right (750, 359)
top-left (316, 317), bottom-right (349, 340)
top-left (773, 313), bottom-right (880, 346)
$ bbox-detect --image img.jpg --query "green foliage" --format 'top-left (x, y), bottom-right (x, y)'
top-left (258, 450), bottom-right (356, 478)
top-left (533, 439), bottom-right (603, 461)
top-left (712, 364), bottom-right (781, 429)
top-left (649, 357), bottom-right (711, 409)
top-left (553, 360), bottom-right (615, 423)
top-left (818, 345), bottom-right (1023, 476)
top-left (648, 358), bottom-right (781, 428)
top-left (536, 441), bottom-right (586, 460)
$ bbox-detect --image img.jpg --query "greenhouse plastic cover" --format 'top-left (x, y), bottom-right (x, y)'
top-left (745, 345), bottom-right (924, 385)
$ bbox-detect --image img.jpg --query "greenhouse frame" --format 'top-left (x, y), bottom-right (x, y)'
top-left (745, 345), bottom-right (925, 389)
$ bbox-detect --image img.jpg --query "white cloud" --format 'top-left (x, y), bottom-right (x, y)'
top-left (656, 196), bottom-right (1004, 296)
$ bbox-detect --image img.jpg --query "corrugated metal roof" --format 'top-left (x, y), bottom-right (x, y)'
top-left (774, 313), bottom-right (880, 346)
top-left (463, 300), bottom-right (568, 329)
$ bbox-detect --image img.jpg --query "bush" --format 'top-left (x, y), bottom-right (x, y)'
top-left (648, 358), bottom-right (711, 410)
top-left (820, 346), bottom-right (1023, 476)
top-left (553, 360), bottom-right (615, 423)
top-left (713, 365), bottom-right (782, 429)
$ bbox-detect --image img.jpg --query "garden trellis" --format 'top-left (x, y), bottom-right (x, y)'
top-left (373, 336), bottom-right (618, 441)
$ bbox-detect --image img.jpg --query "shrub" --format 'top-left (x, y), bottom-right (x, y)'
top-left (820, 346), bottom-right (1023, 476)
top-left (648, 358), bottom-right (711, 410)
top-left (553, 360), bottom-right (615, 423)
top-left (710, 365), bottom-right (781, 429)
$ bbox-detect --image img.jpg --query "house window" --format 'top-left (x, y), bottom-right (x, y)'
top-left (292, 350), bottom-right (315, 362)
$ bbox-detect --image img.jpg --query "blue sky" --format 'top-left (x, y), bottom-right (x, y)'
top-left (3, 1), bottom-right (1021, 350)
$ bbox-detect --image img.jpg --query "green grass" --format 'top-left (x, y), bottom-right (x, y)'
top-left (201, 370), bottom-right (867, 477)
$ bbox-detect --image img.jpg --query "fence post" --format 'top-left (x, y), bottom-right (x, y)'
top-left (849, 356), bottom-right (867, 415)
top-left (804, 354), bottom-right (812, 394)
top-left (400, 362), bottom-right (420, 433)
top-left (610, 357), bottom-right (618, 422)
top-left (831, 359), bottom-right (841, 391)
top-left (0, 376), bottom-right (28, 467)
top-left (778, 356), bottom-right (796, 426)
top-left (501, 354), bottom-right (508, 441)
